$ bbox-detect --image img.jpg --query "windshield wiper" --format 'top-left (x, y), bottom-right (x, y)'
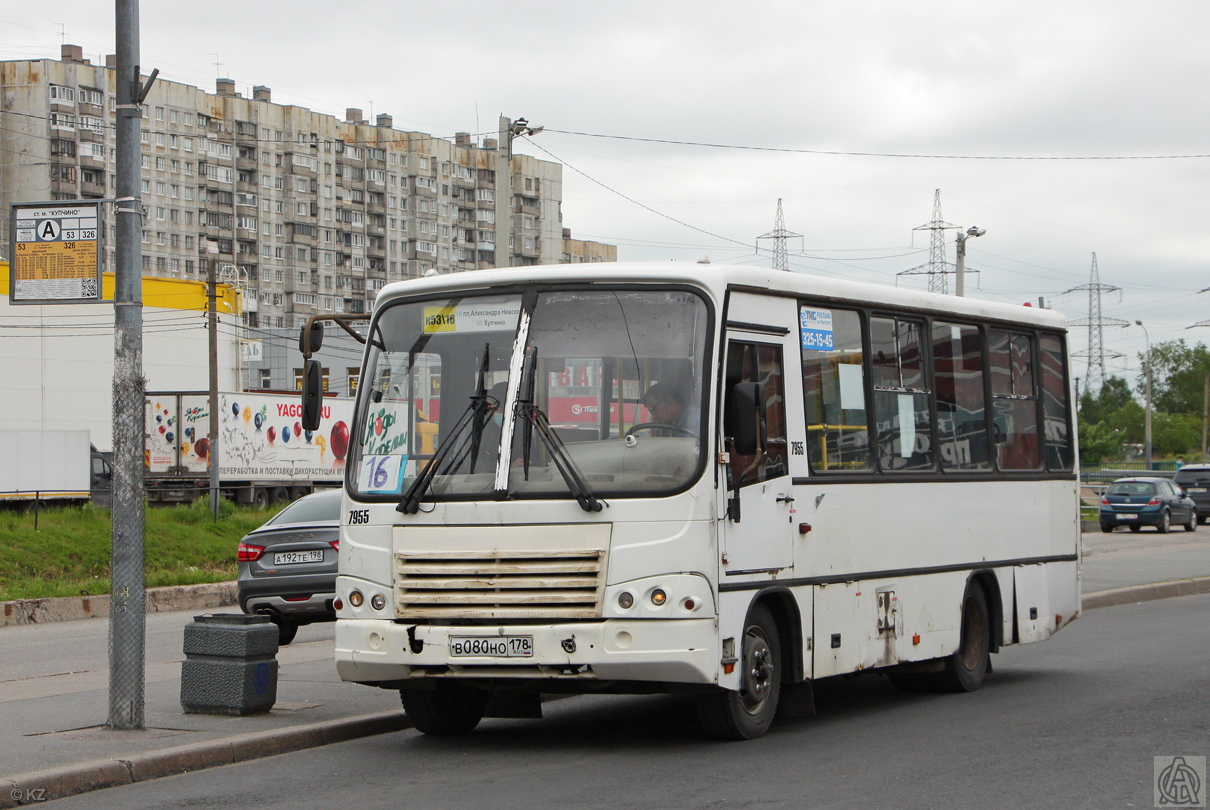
top-left (398, 344), bottom-right (494, 514)
top-left (515, 347), bottom-right (602, 513)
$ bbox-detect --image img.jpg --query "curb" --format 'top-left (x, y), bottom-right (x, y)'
top-left (1081, 575), bottom-right (1210, 610)
top-left (0, 711), bottom-right (409, 807)
top-left (1, 582), bottom-right (237, 627)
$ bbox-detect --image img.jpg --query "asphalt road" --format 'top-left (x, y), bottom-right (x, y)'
top-left (39, 592), bottom-right (1210, 810)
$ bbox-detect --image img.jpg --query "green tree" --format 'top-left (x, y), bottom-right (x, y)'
top-left (1079, 376), bottom-right (1134, 424)
top-left (1138, 340), bottom-right (1210, 415)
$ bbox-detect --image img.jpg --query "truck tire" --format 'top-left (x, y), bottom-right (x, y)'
top-left (253, 488), bottom-right (271, 509)
top-left (271, 487), bottom-right (290, 504)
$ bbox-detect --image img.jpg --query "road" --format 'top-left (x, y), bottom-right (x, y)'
top-left (40, 592), bottom-right (1210, 810)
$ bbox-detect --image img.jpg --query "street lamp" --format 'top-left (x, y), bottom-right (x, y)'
top-left (954, 226), bottom-right (985, 297)
top-left (1135, 320), bottom-right (1152, 469)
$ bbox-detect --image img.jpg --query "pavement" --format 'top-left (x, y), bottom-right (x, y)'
top-left (2, 529), bottom-right (1209, 807)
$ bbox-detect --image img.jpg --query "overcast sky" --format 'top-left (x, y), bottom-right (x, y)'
top-left (3, 1), bottom-right (1208, 392)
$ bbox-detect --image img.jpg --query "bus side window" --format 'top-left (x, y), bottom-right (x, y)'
top-left (933, 322), bottom-right (991, 471)
top-left (725, 341), bottom-right (788, 487)
top-left (800, 305), bottom-right (870, 472)
top-left (989, 330), bottom-right (1041, 470)
top-left (871, 316), bottom-right (935, 471)
top-left (1040, 334), bottom-right (1073, 471)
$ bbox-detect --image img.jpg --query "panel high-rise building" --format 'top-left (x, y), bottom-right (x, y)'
top-left (1, 45), bottom-right (615, 328)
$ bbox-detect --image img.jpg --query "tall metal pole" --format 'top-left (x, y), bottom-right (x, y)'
top-left (208, 256), bottom-right (220, 517)
top-left (955, 231), bottom-right (966, 298)
top-left (110, 0), bottom-right (146, 730)
top-left (1136, 320), bottom-right (1152, 469)
top-left (1202, 373), bottom-right (1208, 463)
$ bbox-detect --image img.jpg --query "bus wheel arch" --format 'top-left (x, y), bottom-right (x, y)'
top-left (750, 587), bottom-right (805, 685)
top-left (967, 570), bottom-right (1003, 654)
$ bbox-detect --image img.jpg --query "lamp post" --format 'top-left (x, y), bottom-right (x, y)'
top-left (1135, 320), bottom-right (1152, 469)
top-left (954, 226), bottom-right (985, 297)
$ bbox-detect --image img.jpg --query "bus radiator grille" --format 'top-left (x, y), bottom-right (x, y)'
top-left (393, 549), bottom-right (606, 619)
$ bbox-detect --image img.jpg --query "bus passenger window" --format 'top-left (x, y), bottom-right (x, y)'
top-left (933, 322), bottom-right (991, 470)
top-left (871, 316), bottom-right (934, 471)
top-left (725, 341), bottom-right (788, 487)
top-left (989, 330), bottom-right (1040, 470)
top-left (799, 306), bottom-right (870, 472)
top-left (1040, 334), bottom-right (1073, 471)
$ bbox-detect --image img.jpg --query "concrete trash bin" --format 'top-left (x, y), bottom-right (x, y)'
top-left (181, 613), bottom-right (279, 715)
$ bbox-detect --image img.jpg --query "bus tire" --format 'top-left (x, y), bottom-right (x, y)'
top-left (696, 603), bottom-right (781, 740)
top-left (400, 683), bottom-right (489, 735)
top-left (935, 584), bottom-right (990, 693)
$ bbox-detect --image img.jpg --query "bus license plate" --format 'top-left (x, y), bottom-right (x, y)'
top-left (449, 636), bottom-right (534, 658)
top-left (274, 550), bottom-right (325, 565)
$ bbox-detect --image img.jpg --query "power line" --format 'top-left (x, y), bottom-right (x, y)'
top-left (545, 128), bottom-right (1210, 161)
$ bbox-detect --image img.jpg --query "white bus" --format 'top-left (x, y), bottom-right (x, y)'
top-left (300, 262), bottom-right (1080, 740)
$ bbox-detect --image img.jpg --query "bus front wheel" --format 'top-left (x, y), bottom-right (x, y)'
top-left (696, 603), bottom-right (781, 740)
top-left (400, 683), bottom-right (489, 735)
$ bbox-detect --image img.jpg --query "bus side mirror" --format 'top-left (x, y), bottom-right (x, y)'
top-left (726, 382), bottom-right (766, 456)
top-left (299, 321), bottom-right (324, 355)
top-left (301, 359), bottom-right (324, 431)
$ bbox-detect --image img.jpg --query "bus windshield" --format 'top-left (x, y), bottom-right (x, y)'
top-left (350, 287), bottom-right (711, 502)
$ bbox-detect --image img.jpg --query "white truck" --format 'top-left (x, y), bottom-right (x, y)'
top-left (144, 391), bottom-right (354, 506)
top-left (0, 430), bottom-right (109, 505)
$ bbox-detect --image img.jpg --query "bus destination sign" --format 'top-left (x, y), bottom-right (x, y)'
top-left (9, 201), bottom-right (104, 304)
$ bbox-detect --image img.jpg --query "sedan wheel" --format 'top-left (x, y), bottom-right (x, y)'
top-left (1186, 510), bottom-right (1198, 532)
top-left (1157, 509), bottom-right (1170, 534)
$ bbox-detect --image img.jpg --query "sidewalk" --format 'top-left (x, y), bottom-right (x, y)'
top-left (2, 533), bottom-right (1208, 807)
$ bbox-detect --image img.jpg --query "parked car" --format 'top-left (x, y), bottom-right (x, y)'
top-left (1172, 464), bottom-right (1210, 524)
top-left (237, 488), bottom-right (341, 644)
top-left (1099, 477), bottom-right (1197, 534)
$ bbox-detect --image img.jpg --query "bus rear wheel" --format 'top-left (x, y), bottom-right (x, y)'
top-left (696, 603), bottom-right (781, 740)
top-left (936, 584), bottom-right (990, 693)
top-left (400, 683), bottom-right (489, 735)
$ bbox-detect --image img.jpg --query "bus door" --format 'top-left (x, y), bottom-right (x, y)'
top-left (721, 332), bottom-right (794, 574)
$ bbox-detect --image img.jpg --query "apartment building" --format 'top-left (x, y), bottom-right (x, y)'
top-left (1, 45), bottom-right (614, 328)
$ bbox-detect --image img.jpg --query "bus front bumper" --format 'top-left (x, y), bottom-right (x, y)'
top-left (334, 617), bottom-right (720, 687)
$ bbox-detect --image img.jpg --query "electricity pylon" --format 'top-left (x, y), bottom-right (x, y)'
top-left (757, 199), bottom-right (801, 272)
top-left (1066, 253), bottom-right (1128, 394)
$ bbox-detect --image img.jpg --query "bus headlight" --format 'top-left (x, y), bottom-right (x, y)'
top-left (371, 593), bottom-right (386, 611)
top-left (650, 589), bottom-right (667, 607)
top-left (617, 591), bottom-right (634, 610)
top-left (349, 590), bottom-right (364, 608)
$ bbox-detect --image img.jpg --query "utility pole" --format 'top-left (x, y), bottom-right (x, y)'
top-left (1202, 373), bottom-right (1208, 463)
top-left (954, 225), bottom-right (985, 297)
top-left (109, 0), bottom-right (148, 731)
top-left (1136, 320), bottom-right (1153, 469)
top-left (494, 116), bottom-right (542, 269)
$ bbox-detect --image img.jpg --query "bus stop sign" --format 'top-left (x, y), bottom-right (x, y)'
top-left (9, 200), bottom-right (104, 304)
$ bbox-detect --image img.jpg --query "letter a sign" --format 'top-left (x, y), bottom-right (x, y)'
top-left (9, 200), bottom-right (105, 304)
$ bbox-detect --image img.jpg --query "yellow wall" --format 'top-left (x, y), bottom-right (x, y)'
top-left (0, 261), bottom-right (241, 313)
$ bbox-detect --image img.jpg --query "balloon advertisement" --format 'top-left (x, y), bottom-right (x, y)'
top-left (145, 392), bottom-right (353, 483)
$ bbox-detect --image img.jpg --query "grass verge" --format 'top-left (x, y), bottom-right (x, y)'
top-left (0, 498), bottom-right (283, 601)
